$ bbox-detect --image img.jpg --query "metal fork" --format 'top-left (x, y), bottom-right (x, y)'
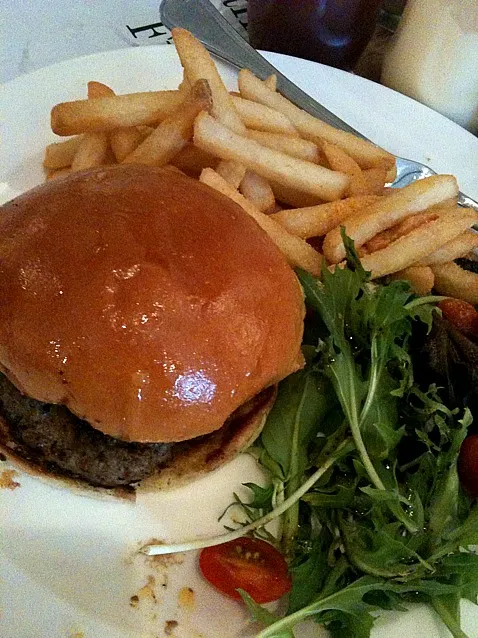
top-left (161, 0), bottom-right (478, 211)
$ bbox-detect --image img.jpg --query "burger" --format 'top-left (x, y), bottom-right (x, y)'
top-left (0, 165), bottom-right (305, 497)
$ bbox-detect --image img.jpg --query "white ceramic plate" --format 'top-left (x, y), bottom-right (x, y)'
top-left (1, 46), bottom-right (478, 638)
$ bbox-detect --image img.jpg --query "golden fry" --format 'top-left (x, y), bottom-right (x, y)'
top-left (194, 112), bottom-right (349, 202)
top-left (264, 74), bottom-right (277, 91)
top-left (51, 91), bottom-right (183, 136)
top-left (323, 175), bottom-right (459, 264)
top-left (199, 168), bottom-right (322, 276)
top-left (172, 28), bottom-right (245, 134)
top-left (416, 230), bottom-right (478, 266)
top-left (389, 266), bottom-right (434, 296)
top-left (238, 69), bottom-right (395, 170)
top-left (216, 160), bottom-right (247, 189)
top-left (359, 207), bottom-right (478, 279)
top-left (247, 130), bottom-right (321, 163)
top-left (122, 80), bottom-right (212, 167)
top-left (43, 136), bottom-right (82, 170)
top-left (231, 96), bottom-right (298, 135)
top-left (432, 261), bottom-right (478, 304)
top-left (271, 195), bottom-right (382, 239)
top-left (240, 170), bottom-right (276, 214)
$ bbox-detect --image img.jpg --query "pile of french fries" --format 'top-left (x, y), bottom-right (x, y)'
top-left (43, 28), bottom-right (478, 303)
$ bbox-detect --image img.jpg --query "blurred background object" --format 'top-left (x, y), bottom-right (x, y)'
top-left (247, 0), bottom-right (385, 71)
top-left (381, 0), bottom-right (478, 134)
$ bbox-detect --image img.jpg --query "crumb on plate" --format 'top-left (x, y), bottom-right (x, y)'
top-left (178, 587), bottom-right (195, 610)
top-left (0, 469), bottom-right (20, 490)
top-left (164, 620), bottom-right (178, 635)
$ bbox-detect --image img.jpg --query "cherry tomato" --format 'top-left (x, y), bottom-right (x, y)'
top-left (438, 298), bottom-right (478, 336)
top-left (458, 435), bottom-right (478, 497)
top-left (199, 537), bottom-right (291, 603)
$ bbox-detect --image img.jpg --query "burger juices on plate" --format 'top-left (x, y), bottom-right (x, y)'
top-left (0, 165), bottom-right (305, 496)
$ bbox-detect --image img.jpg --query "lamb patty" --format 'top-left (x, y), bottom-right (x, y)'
top-left (0, 373), bottom-right (172, 488)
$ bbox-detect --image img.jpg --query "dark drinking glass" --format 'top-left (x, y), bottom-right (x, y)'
top-left (248, 0), bottom-right (384, 70)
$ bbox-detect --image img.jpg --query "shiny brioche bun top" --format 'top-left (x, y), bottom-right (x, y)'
top-left (0, 166), bottom-right (304, 443)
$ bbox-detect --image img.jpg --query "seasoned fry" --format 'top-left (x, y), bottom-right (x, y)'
top-left (389, 266), bottom-right (435, 295)
top-left (264, 74), bottom-right (277, 91)
top-left (171, 143), bottom-right (217, 175)
top-left (247, 130), bottom-right (321, 163)
top-left (271, 195), bottom-right (382, 239)
top-left (231, 96), bottom-right (298, 135)
top-left (200, 168), bottom-right (322, 276)
top-left (240, 170), bottom-right (276, 214)
top-left (172, 28), bottom-right (245, 135)
top-left (110, 127), bottom-right (144, 162)
top-left (87, 81), bottom-right (115, 99)
top-left (43, 136), bottom-right (82, 170)
top-left (122, 80), bottom-right (212, 167)
top-left (363, 211), bottom-right (439, 254)
top-left (71, 131), bottom-right (109, 171)
top-left (194, 112), bottom-right (349, 202)
top-left (323, 175), bottom-right (459, 263)
top-left (432, 261), bottom-right (478, 304)
top-left (51, 91), bottom-right (183, 136)
top-left (362, 166), bottom-right (388, 195)
top-left (416, 230), bottom-right (478, 266)
top-left (238, 69), bottom-right (395, 170)
top-left (359, 207), bottom-right (478, 279)
top-left (216, 160), bottom-right (247, 189)
top-left (321, 140), bottom-right (368, 196)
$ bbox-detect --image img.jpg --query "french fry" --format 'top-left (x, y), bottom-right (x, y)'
top-left (240, 170), bottom-right (276, 214)
top-left (231, 96), bottom-right (298, 135)
top-left (200, 168), bottom-right (322, 275)
top-left (46, 167), bottom-right (72, 180)
top-left (43, 136), bottom-right (82, 170)
top-left (271, 195), bottom-right (382, 239)
top-left (247, 130), bottom-right (321, 163)
top-left (122, 80), bottom-right (212, 167)
top-left (110, 127), bottom-right (144, 162)
top-left (264, 74), bottom-right (277, 91)
top-left (194, 111), bottom-right (349, 202)
top-left (69, 80), bottom-right (114, 171)
top-left (71, 131), bottom-right (109, 171)
top-left (216, 160), bottom-right (247, 189)
top-left (416, 230), bottom-right (478, 266)
top-left (87, 81), bottom-right (115, 98)
top-left (323, 174), bottom-right (459, 263)
top-left (389, 266), bottom-right (435, 296)
top-left (432, 262), bottom-right (478, 305)
top-left (51, 91), bottom-right (183, 135)
top-left (362, 166), bottom-right (388, 195)
top-left (363, 211), bottom-right (439, 254)
top-left (86, 82), bottom-right (146, 163)
top-left (172, 28), bottom-right (245, 135)
top-left (238, 69), bottom-right (395, 170)
top-left (171, 143), bottom-right (217, 175)
top-left (269, 182), bottom-right (324, 208)
top-left (359, 207), bottom-right (478, 279)
top-left (321, 140), bottom-right (368, 196)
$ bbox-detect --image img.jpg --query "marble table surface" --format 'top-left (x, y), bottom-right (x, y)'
top-left (0, 0), bottom-right (248, 84)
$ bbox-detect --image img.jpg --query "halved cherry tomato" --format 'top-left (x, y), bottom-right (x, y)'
top-left (438, 298), bottom-right (478, 336)
top-left (458, 435), bottom-right (478, 498)
top-left (199, 537), bottom-right (291, 603)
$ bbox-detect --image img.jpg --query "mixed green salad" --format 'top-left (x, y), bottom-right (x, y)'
top-left (147, 237), bottom-right (478, 637)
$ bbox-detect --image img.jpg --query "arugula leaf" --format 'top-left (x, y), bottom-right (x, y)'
top-left (261, 367), bottom-right (331, 481)
top-left (261, 365), bottom-right (332, 554)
